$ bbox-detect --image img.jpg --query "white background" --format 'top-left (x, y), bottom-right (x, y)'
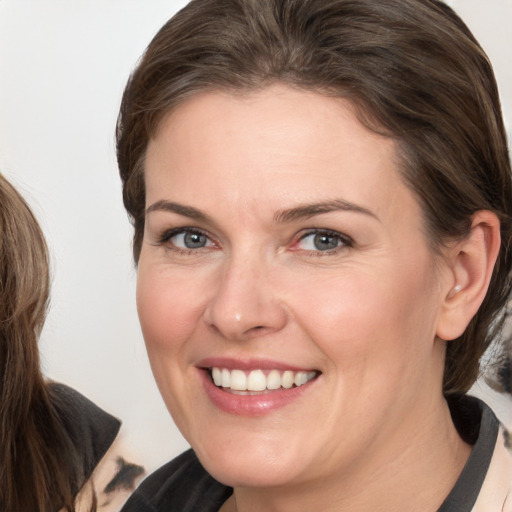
top-left (0, 0), bottom-right (511, 473)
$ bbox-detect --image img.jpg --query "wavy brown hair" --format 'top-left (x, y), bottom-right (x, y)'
top-left (0, 174), bottom-right (90, 511)
top-left (116, 0), bottom-right (512, 394)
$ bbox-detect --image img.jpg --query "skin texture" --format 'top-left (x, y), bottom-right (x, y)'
top-left (136, 85), bottom-right (496, 511)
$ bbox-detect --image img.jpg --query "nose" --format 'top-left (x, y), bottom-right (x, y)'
top-left (203, 254), bottom-right (288, 341)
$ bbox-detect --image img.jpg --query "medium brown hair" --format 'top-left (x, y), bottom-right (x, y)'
top-left (116, 0), bottom-right (512, 393)
top-left (0, 174), bottom-right (90, 511)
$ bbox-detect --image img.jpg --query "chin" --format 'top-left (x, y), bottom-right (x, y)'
top-left (193, 432), bottom-right (309, 488)
top-left (202, 454), bottom-right (299, 488)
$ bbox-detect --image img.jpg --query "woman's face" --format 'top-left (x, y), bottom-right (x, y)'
top-left (138, 85), bottom-right (452, 488)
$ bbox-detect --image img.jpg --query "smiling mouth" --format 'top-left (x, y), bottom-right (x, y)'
top-left (209, 367), bottom-right (320, 394)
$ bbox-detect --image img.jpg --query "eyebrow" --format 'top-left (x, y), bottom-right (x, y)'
top-left (273, 199), bottom-right (378, 223)
top-left (145, 198), bottom-right (378, 224)
top-left (146, 200), bottom-right (209, 221)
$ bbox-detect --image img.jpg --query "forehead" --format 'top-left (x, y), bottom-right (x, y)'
top-left (144, 85), bottom-right (420, 226)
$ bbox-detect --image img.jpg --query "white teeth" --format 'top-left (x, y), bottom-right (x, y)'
top-left (221, 368), bottom-right (231, 388)
top-left (231, 369), bottom-right (247, 391)
top-left (212, 367), bottom-right (222, 386)
top-left (266, 369), bottom-right (281, 390)
top-left (294, 371), bottom-right (308, 386)
top-left (247, 369), bottom-right (267, 391)
top-left (282, 370), bottom-right (294, 389)
top-left (211, 367), bottom-right (317, 391)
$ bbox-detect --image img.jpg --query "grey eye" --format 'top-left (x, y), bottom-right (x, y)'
top-left (183, 232), bottom-right (208, 248)
top-left (313, 233), bottom-right (340, 250)
top-left (298, 232), bottom-right (344, 251)
top-left (170, 231), bottom-right (212, 249)
top-left (297, 231), bottom-right (352, 252)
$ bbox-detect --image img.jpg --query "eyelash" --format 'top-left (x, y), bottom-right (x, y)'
top-left (157, 227), bottom-right (216, 255)
top-left (293, 229), bottom-right (353, 256)
top-left (156, 227), bottom-right (353, 256)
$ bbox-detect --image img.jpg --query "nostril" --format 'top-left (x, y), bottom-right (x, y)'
top-left (247, 325), bottom-right (266, 334)
top-left (242, 325), bottom-right (268, 338)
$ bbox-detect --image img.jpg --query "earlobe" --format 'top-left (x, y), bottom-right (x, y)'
top-left (436, 211), bottom-right (501, 341)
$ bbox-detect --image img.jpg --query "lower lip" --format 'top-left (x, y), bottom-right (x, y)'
top-left (200, 370), bottom-right (316, 416)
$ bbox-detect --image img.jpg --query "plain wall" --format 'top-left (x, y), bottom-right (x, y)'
top-left (0, 0), bottom-right (511, 473)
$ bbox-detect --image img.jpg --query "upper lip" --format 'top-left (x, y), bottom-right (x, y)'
top-left (196, 357), bottom-right (318, 373)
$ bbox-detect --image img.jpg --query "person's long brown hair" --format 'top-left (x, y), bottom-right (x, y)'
top-left (0, 174), bottom-right (88, 511)
top-left (116, 0), bottom-right (512, 394)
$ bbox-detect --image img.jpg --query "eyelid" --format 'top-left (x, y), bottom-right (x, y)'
top-left (157, 226), bottom-right (217, 251)
top-left (159, 226), bottom-right (206, 242)
top-left (293, 229), bottom-right (353, 252)
top-left (154, 226), bottom-right (352, 255)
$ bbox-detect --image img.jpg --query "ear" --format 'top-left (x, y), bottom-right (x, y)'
top-left (436, 210), bottom-right (501, 341)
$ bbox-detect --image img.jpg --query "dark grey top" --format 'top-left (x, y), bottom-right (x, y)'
top-left (121, 394), bottom-right (499, 512)
top-left (49, 383), bottom-right (121, 491)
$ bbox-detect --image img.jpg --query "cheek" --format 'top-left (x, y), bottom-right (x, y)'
top-left (287, 260), bottom-right (440, 380)
top-left (136, 264), bottom-right (208, 354)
